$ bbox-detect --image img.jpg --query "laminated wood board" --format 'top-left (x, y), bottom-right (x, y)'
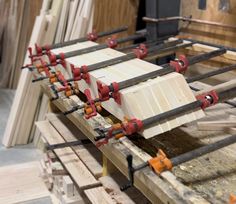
top-left (50, 44), bottom-right (205, 138)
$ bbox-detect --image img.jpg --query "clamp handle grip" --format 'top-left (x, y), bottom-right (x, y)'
top-left (120, 154), bottom-right (134, 191)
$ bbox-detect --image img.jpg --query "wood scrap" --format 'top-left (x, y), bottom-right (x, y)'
top-left (197, 120), bottom-right (236, 131)
top-left (0, 161), bottom-right (50, 204)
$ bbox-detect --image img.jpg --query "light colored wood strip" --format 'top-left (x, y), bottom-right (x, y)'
top-left (36, 120), bottom-right (100, 189)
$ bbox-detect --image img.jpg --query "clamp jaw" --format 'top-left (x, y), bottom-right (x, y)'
top-left (71, 65), bottom-right (91, 84)
top-left (170, 55), bottom-right (189, 73)
top-left (47, 52), bottom-right (66, 68)
top-left (83, 89), bottom-right (102, 119)
top-left (22, 47), bottom-right (41, 69)
top-left (133, 44), bottom-right (148, 59)
top-left (87, 29), bottom-right (98, 41)
top-left (97, 81), bottom-right (121, 104)
top-left (50, 83), bottom-right (79, 101)
top-left (120, 149), bottom-right (172, 191)
top-left (148, 149), bottom-right (172, 174)
top-left (196, 90), bottom-right (219, 110)
top-left (95, 118), bottom-right (143, 147)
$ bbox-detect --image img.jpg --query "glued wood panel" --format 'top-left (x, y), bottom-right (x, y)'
top-left (50, 44), bottom-right (205, 138)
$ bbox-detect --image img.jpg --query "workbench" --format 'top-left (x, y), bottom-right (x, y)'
top-left (35, 39), bottom-right (236, 204)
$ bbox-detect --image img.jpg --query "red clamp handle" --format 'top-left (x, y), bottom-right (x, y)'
top-left (170, 55), bottom-right (189, 73)
top-left (106, 36), bottom-right (118, 48)
top-left (57, 71), bottom-right (68, 86)
top-left (84, 89), bottom-right (97, 119)
top-left (97, 81), bottom-right (121, 104)
top-left (71, 65), bottom-right (81, 80)
top-left (42, 44), bottom-right (51, 52)
top-left (81, 65), bottom-right (91, 84)
top-left (97, 81), bottom-right (110, 101)
top-left (110, 82), bottom-right (121, 104)
top-left (37, 58), bottom-right (50, 76)
top-left (35, 44), bottom-right (43, 55)
top-left (48, 52), bottom-right (57, 64)
top-left (87, 30), bottom-right (98, 41)
top-left (23, 46), bottom-right (41, 68)
top-left (133, 44), bottom-right (148, 59)
top-left (48, 52), bottom-right (66, 68)
top-left (122, 118), bottom-right (143, 135)
top-left (196, 90), bottom-right (219, 110)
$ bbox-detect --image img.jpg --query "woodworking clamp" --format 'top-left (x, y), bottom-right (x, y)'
top-left (120, 150), bottom-right (172, 191)
top-left (196, 90), bottom-right (219, 109)
top-left (47, 52), bottom-right (66, 68)
top-left (87, 29), bottom-right (99, 41)
top-left (230, 194), bottom-right (236, 204)
top-left (96, 55), bottom-right (189, 105)
top-left (95, 118), bottom-right (143, 147)
top-left (169, 55), bottom-right (189, 73)
top-left (106, 36), bottom-right (118, 48)
top-left (50, 82), bottom-right (80, 100)
top-left (132, 43), bottom-right (148, 59)
top-left (71, 64), bottom-right (91, 83)
top-left (94, 90), bottom-right (221, 146)
top-left (83, 89), bottom-right (102, 119)
top-left (97, 81), bottom-right (121, 104)
top-left (121, 133), bottom-right (236, 191)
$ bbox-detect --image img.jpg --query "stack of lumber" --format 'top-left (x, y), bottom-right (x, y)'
top-left (2, 0), bottom-right (139, 147)
top-left (2, 0), bottom-right (94, 147)
top-left (36, 113), bottom-right (145, 204)
top-left (0, 0), bottom-right (42, 88)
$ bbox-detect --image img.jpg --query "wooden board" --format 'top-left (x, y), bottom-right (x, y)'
top-left (84, 187), bottom-right (116, 204)
top-left (0, 161), bottom-right (50, 204)
top-left (36, 120), bottom-right (101, 189)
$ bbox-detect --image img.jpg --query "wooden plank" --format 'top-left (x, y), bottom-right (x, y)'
top-left (84, 187), bottom-right (116, 204)
top-left (99, 176), bottom-right (136, 204)
top-left (0, 162), bottom-right (50, 204)
top-left (197, 120), bottom-right (236, 131)
top-left (2, 13), bottom-right (47, 147)
top-left (46, 113), bottom-right (103, 178)
top-left (36, 120), bottom-right (101, 189)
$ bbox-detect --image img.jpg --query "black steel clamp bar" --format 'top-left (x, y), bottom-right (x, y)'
top-left (97, 48), bottom-right (226, 104)
top-left (29, 26), bottom-right (128, 58)
top-left (24, 33), bottom-right (147, 71)
top-left (120, 134), bottom-right (236, 191)
top-left (46, 139), bottom-right (91, 151)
